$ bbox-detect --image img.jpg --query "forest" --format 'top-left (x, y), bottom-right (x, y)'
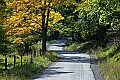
top-left (0, 0), bottom-right (120, 80)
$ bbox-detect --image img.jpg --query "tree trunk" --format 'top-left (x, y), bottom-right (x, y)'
top-left (41, 0), bottom-right (46, 54)
top-left (42, 30), bottom-right (46, 54)
top-left (88, 21), bottom-right (91, 40)
top-left (41, 0), bottom-right (51, 54)
top-left (72, 26), bottom-right (75, 42)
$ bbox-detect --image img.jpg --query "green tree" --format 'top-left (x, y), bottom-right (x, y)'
top-left (75, 0), bottom-right (120, 41)
top-left (54, 2), bottom-right (80, 40)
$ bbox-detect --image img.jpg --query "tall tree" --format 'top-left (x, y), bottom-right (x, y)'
top-left (4, 0), bottom-right (64, 54)
top-left (40, 0), bottom-right (77, 53)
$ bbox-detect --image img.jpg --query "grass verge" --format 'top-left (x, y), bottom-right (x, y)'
top-left (0, 52), bottom-right (59, 80)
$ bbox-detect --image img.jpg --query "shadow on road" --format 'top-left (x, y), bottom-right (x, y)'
top-left (30, 66), bottom-right (73, 79)
top-left (40, 69), bottom-right (73, 78)
top-left (29, 38), bottom-right (99, 80)
top-left (56, 56), bottom-right (91, 63)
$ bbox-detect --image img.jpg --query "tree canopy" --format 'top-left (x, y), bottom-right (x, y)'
top-left (0, 0), bottom-right (120, 53)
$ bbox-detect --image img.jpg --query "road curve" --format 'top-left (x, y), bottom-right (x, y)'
top-left (29, 38), bottom-right (104, 80)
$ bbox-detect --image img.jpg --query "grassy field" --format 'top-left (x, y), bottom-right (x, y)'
top-left (65, 39), bottom-right (120, 80)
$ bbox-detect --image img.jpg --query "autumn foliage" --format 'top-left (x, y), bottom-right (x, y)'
top-left (4, 0), bottom-right (65, 45)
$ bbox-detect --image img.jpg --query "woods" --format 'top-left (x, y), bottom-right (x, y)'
top-left (0, 0), bottom-right (120, 80)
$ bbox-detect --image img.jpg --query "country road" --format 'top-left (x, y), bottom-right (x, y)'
top-left (29, 38), bottom-right (104, 80)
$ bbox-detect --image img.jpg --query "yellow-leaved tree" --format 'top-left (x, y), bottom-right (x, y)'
top-left (4, 0), bottom-right (76, 54)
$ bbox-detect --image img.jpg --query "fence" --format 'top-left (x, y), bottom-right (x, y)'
top-left (0, 47), bottom-right (42, 76)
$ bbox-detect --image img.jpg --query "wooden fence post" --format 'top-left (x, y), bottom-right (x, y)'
top-left (5, 55), bottom-right (7, 70)
top-left (21, 54), bottom-right (23, 66)
top-left (33, 49), bottom-right (36, 57)
top-left (30, 48), bottom-right (33, 64)
top-left (14, 55), bottom-right (16, 68)
top-left (40, 48), bottom-right (42, 56)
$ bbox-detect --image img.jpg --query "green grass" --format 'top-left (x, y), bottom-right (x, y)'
top-left (65, 39), bottom-right (120, 80)
top-left (0, 54), bottom-right (31, 70)
top-left (0, 52), bottom-right (58, 80)
top-left (99, 57), bottom-right (120, 80)
top-left (0, 40), bottom-right (59, 80)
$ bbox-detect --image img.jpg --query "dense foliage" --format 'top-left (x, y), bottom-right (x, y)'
top-left (74, 0), bottom-right (120, 41)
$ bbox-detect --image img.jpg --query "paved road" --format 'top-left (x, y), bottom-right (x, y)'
top-left (29, 38), bottom-right (104, 80)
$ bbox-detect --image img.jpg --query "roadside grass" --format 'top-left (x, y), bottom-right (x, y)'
top-left (0, 54), bottom-right (30, 70)
top-left (0, 40), bottom-right (59, 80)
top-left (65, 39), bottom-right (120, 80)
top-left (0, 52), bottom-right (58, 80)
top-left (99, 56), bottom-right (120, 80)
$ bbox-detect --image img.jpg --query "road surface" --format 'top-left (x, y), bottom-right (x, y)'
top-left (29, 38), bottom-right (104, 80)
